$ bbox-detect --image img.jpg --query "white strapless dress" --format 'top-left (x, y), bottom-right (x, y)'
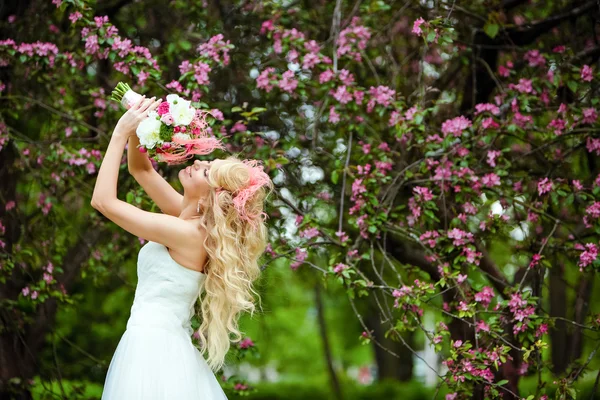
top-left (101, 240), bottom-right (228, 399)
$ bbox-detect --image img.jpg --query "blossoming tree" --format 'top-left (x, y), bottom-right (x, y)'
top-left (1, 0), bottom-right (599, 399)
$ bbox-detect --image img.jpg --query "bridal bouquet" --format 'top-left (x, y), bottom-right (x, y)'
top-left (111, 82), bottom-right (224, 165)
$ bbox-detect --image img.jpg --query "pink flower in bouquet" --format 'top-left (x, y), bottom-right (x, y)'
top-left (160, 113), bottom-right (174, 125)
top-left (157, 101), bottom-right (170, 116)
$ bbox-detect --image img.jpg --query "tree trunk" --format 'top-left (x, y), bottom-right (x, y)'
top-left (314, 282), bottom-right (343, 400)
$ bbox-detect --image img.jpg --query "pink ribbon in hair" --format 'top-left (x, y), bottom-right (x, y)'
top-left (226, 159), bottom-right (271, 229)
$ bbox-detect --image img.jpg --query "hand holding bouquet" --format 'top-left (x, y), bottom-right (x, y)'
top-left (111, 82), bottom-right (224, 165)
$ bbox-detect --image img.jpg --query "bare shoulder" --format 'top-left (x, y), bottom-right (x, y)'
top-left (168, 219), bottom-right (209, 273)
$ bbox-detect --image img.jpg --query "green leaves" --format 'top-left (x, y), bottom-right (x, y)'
top-left (331, 170), bottom-right (339, 184)
top-left (484, 22), bottom-right (500, 39)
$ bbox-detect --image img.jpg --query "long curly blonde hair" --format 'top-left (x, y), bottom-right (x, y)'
top-left (194, 156), bottom-right (273, 372)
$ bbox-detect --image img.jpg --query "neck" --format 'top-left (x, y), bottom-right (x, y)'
top-left (179, 195), bottom-right (204, 221)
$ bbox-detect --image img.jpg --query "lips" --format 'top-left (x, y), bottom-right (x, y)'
top-left (186, 166), bottom-right (191, 177)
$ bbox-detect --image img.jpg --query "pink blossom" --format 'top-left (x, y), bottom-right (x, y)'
top-left (378, 142), bottom-right (390, 152)
top-left (193, 62), bottom-right (211, 85)
top-left (587, 137), bottom-right (600, 156)
top-left (336, 17), bottom-right (371, 62)
top-left (413, 186), bottom-right (434, 201)
top-left (238, 337), bottom-right (254, 349)
top-left (353, 90), bottom-right (364, 105)
top-left (279, 70), bottom-right (298, 93)
top-left (256, 67), bottom-right (277, 92)
top-left (333, 263), bottom-right (348, 274)
top-left (581, 65), bottom-right (593, 82)
top-left (481, 173), bottom-right (501, 187)
top-left (351, 178), bottom-right (367, 200)
top-left (319, 70), bottom-right (335, 84)
top-left (529, 254), bottom-right (541, 269)
top-left (68, 12), bottom-right (82, 24)
top-left (537, 177), bottom-right (553, 195)
top-left (389, 110), bottom-right (403, 126)
top-left (578, 243), bottom-right (598, 269)
top-left (474, 103), bottom-right (500, 115)
top-left (513, 112), bottom-right (533, 128)
top-left (441, 116), bottom-right (472, 137)
top-left (299, 227), bottom-right (320, 239)
top-left (412, 18), bottom-right (426, 36)
top-left (260, 20), bottom-right (275, 34)
top-left (486, 150), bottom-right (501, 167)
top-left (22, 287), bottom-right (30, 296)
top-left (547, 119), bottom-right (567, 135)
top-left (84, 35), bottom-right (100, 55)
top-left (137, 70), bottom-right (149, 86)
top-left (524, 50), bottom-right (546, 67)
top-left (165, 80), bottom-right (184, 93)
top-left (366, 85), bottom-right (395, 113)
top-left (329, 107), bottom-right (340, 124)
top-left (405, 107), bottom-right (417, 120)
top-left (508, 293), bottom-right (526, 313)
top-left (230, 121), bottom-right (246, 133)
top-left (447, 228), bottom-right (473, 246)
top-left (536, 323), bottom-right (548, 337)
top-left (332, 85), bottom-right (353, 104)
top-left (290, 248), bottom-right (307, 270)
top-left (210, 109), bottom-right (224, 121)
top-left (582, 108), bottom-right (598, 124)
top-left (474, 286), bottom-right (495, 307)
top-left (335, 230), bottom-right (349, 243)
top-left (176, 60), bottom-right (192, 74)
top-left (339, 69), bottom-right (355, 85)
top-left (197, 34), bottom-right (231, 66)
top-left (508, 78), bottom-right (533, 93)
top-left (498, 65), bottom-right (511, 77)
top-left (300, 53), bottom-right (320, 71)
top-left (476, 320), bottom-right (490, 332)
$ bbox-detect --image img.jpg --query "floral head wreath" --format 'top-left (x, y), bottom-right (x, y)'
top-left (215, 159), bottom-right (271, 229)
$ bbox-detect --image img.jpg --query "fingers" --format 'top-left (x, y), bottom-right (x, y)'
top-left (133, 95), bottom-right (146, 110)
top-left (139, 96), bottom-right (155, 113)
top-left (147, 98), bottom-right (163, 113)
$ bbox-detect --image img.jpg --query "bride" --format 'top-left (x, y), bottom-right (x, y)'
top-left (91, 95), bottom-right (272, 399)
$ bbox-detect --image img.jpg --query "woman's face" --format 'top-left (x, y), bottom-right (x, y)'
top-left (179, 159), bottom-right (217, 198)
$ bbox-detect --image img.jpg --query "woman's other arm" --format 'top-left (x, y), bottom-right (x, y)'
top-left (127, 134), bottom-right (184, 216)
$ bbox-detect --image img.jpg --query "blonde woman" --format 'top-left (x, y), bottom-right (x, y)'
top-left (91, 96), bottom-right (272, 399)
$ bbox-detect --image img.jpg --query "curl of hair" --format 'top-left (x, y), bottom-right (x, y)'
top-left (194, 156), bottom-right (273, 372)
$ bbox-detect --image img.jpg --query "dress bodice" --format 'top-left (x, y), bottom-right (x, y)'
top-left (126, 240), bottom-right (206, 336)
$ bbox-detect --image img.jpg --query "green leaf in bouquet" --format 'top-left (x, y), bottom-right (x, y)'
top-left (159, 123), bottom-right (174, 142)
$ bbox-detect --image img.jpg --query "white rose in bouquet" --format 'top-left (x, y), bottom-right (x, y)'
top-left (167, 94), bottom-right (195, 126)
top-left (136, 111), bottom-right (163, 149)
top-left (172, 132), bottom-right (192, 141)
